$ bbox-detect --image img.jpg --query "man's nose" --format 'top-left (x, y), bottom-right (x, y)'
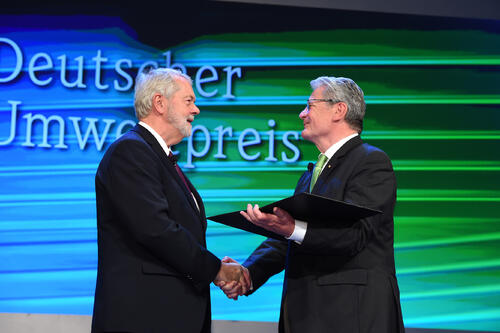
top-left (193, 104), bottom-right (200, 115)
top-left (299, 108), bottom-right (308, 119)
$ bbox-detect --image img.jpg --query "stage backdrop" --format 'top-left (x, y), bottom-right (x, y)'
top-left (0, 13), bottom-right (499, 332)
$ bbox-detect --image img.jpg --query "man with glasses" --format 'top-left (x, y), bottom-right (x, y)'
top-left (220, 76), bottom-right (405, 332)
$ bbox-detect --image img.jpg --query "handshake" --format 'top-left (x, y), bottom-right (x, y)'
top-left (213, 257), bottom-right (252, 300)
top-left (212, 203), bottom-right (292, 299)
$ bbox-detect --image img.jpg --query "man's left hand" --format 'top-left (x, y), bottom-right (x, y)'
top-left (240, 204), bottom-right (294, 238)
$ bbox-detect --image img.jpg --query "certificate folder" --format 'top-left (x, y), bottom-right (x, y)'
top-left (208, 192), bottom-right (382, 241)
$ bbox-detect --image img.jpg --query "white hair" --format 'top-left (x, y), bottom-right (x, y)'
top-left (134, 68), bottom-right (192, 120)
top-left (310, 76), bottom-right (366, 133)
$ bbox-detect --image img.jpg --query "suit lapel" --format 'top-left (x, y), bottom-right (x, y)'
top-left (302, 165), bottom-right (314, 194)
top-left (131, 125), bottom-right (203, 219)
top-left (186, 177), bottom-right (207, 230)
top-left (311, 136), bottom-right (363, 193)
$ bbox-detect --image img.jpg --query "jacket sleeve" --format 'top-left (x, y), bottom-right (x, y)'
top-left (297, 150), bottom-right (397, 256)
top-left (243, 238), bottom-right (288, 293)
top-left (97, 138), bottom-right (221, 285)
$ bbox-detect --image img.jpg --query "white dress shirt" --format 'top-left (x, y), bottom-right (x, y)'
top-left (287, 133), bottom-right (359, 243)
top-left (138, 121), bottom-right (172, 156)
top-left (138, 121), bottom-right (200, 211)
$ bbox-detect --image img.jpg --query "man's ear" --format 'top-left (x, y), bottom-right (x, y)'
top-left (152, 93), bottom-right (166, 115)
top-left (333, 101), bottom-right (348, 121)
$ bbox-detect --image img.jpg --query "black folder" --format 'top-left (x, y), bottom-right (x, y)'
top-left (208, 192), bottom-right (382, 241)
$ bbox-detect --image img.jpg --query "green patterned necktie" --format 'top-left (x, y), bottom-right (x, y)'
top-left (310, 153), bottom-right (328, 192)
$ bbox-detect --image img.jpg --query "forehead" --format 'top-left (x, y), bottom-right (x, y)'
top-left (174, 78), bottom-right (195, 96)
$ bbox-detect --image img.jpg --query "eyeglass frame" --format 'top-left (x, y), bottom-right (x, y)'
top-left (305, 98), bottom-right (343, 112)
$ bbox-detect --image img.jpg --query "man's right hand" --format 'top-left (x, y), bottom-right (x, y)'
top-left (214, 257), bottom-right (252, 300)
top-left (214, 261), bottom-right (243, 284)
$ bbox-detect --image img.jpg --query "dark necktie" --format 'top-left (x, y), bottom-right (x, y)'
top-left (168, 152), bottom-right (191, 192)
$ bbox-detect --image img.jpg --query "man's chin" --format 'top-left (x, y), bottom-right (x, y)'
top-left (301, 129), bottom-right (310, 141)
top-left (182, 124), bottom-right (192, 137)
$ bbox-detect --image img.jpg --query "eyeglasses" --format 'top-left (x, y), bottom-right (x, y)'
top-left (306, 99), bottom-right (342, 112)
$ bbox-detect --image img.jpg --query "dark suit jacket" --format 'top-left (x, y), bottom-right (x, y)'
top-left (91, 124), bottom-right (221, 333)
top-left (244, 136), bottom-right (405, 333)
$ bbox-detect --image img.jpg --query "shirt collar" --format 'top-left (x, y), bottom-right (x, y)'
top-left (323, 133), bottom-right (358, 160)
top-left (138, 121), bottom-right (171, 156)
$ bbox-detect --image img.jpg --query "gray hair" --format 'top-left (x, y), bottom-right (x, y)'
top-left (134, 68), bottom-right (192, 120)
top-left (310, 76), bottom-right (366, 133)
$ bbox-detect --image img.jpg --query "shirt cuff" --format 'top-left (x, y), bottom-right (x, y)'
top-left (286, 219), bottom-right (308, 244)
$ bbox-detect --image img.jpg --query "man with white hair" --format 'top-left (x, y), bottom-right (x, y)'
top-left (221, 76), bottom-right (405, 333)
top-left (92, 68), bottom-right (246, 333)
